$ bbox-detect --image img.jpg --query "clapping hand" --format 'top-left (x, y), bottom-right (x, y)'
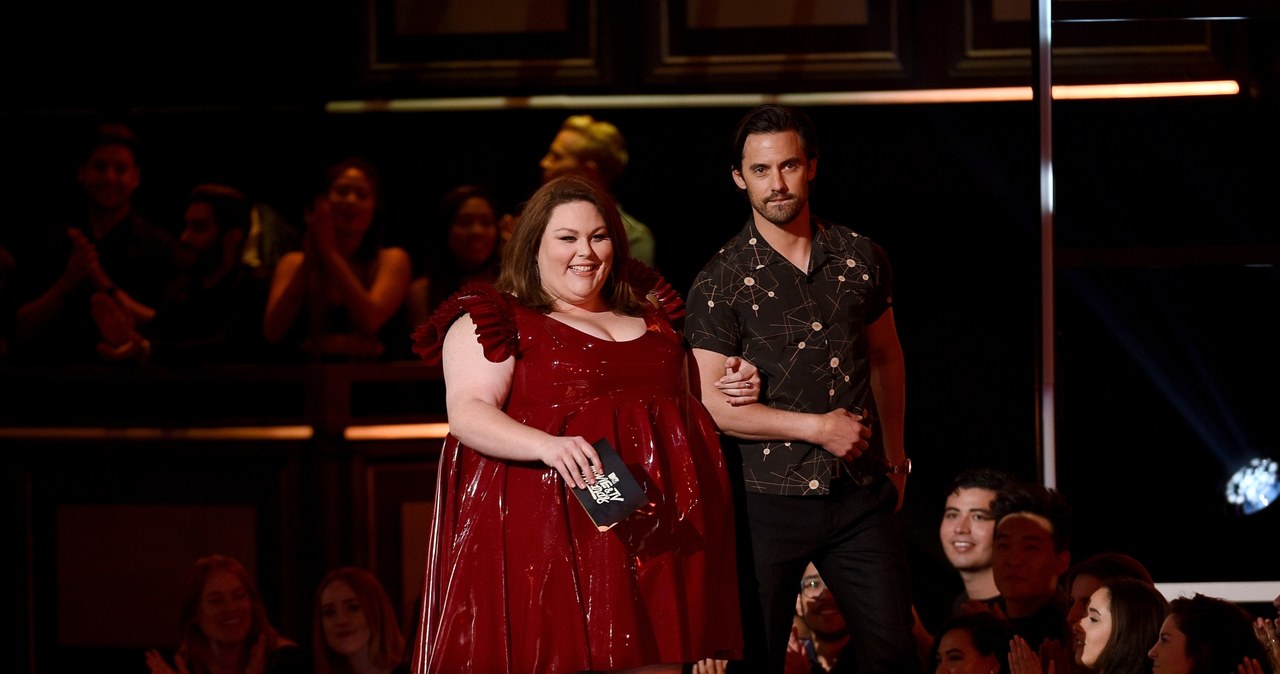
top-left (1237, 656), bottom-right (1267, 674)
top-left (64, 228), bottom-right (101, 286)
top-left (144, 649), bottom-right (188, 674)
top-left (1255, 617), bottom-right (1280, 671)
top-left (1039, 638), bottom-right (1071, 674)
top-left (91, 291), bottom-right (147, 361)
top-left (1009, 635), bottom-right (1052, 674)
top-left (304, 196), bottom-right (339, 258)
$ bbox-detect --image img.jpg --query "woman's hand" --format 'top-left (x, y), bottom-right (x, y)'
top-left (715, 356), bottom-right (762, 406)
top-left (1256, 617), bottom-right (1280, 671)
top-left (692, 658), bottom-right (729, 674)
top-left (1009, 635), bottom-right (1048, 674)
top-left (65, 228), bottom-right (101, 287)
top-left (304, 196), bottom-right (338, 258)
top-left (245, 633), bottom-right (267, 674)
top-left (1039, 638), bottom-right (1069, 674)
top-left (144, 649), bottom-right (187, 674)
top-left (1238, 656), bottom-right (1267, 674)
top-left (535, 435), bottom-right (603, 489)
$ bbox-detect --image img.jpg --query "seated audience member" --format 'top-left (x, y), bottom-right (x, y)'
top-left (942, 468), bottom-right (1018, 615)
top-left (526, 113), bottom-right (656, 267)
top-left (93, 182), bottom-right (268, 364)
top-left (990, 481), bottom-right (1074, 667)
top-left (10, 121), bottom-right (178, 364)
top-left (932, 611), bottom-right (1015, 674)
top-left (262, 157), bottom-right (411, 361)
top-left (787, 562), bottom-right (854, 674)
top-left (145, 554), bottom-right (305, 674)
top-left (402, 183), bottom-right (502, 331)
top-left (313, 566), bottom-right (408, 674)
top-left (1060, 552), bottom-right (1154, 672)
top-left (1062, 577), bottom-right (1165, 674)
top-left (911, 468), bottom-right (1017, 671)
top-left (1149, 593), bottom-right (1275, 674)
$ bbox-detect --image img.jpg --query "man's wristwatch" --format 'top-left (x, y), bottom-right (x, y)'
top-left (887, 458), bottom-right (912, 476)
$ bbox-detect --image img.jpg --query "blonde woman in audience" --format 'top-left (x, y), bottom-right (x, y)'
top-left (313, 567), bottom-right (408, 674)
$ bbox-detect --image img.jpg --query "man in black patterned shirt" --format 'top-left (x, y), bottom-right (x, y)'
top-left (685, 104), bottom-right (918, 674)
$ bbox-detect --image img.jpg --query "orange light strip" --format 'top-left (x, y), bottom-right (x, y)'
top-left (0, 426), bottom-right (314, 441)
top-left (326, 80), bottom-right (1240, 113)
top-left (343, 423), bottom-right (451, 441)
top-left (1052, 80), bottom-right (1240, 99)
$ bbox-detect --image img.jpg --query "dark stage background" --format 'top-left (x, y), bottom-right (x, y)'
top-left (4, 2), bottom-right (1278, 672)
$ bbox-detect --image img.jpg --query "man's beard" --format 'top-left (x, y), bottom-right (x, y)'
top-left (751, 191), bottom-right (804, 226)
top-left (179, 245), bottom-right (222, 277)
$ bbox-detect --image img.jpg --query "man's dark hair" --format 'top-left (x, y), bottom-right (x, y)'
top-left (947, 467), bottom-right (1017, 499)
top-left (930, 611), bottom-right (1016, 674)
top-left (729, 104), bottom-right (820, 174)
top-left (991, 480), bottom-right (1073, 553)
top-left (189, 183), bottom-right (251, 236)
top-left (84, 122), bottom-right (142, 165)
top-left (1062, 551), bottom-right (1153, 590)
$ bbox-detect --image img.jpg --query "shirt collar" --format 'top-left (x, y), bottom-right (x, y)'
top-left (742, 216), bottom-right (845, 269)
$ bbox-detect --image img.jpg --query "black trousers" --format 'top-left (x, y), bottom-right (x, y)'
top-left (732, 475), bottom-right (922, 674)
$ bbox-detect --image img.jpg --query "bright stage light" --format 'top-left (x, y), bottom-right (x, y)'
top-left (1225, 457), bottom-right (1279, 515)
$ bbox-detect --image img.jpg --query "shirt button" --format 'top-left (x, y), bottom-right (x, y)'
top-left (809, 479), bottom-right (820, 490)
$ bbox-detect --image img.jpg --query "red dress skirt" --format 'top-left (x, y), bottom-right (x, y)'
top-left (410, 285), bottom-right (742, 673)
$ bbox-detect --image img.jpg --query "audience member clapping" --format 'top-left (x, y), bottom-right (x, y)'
top-left (145, 554), bottom-right (305, 674)
top-left (10, 122), bottom-right (178, 364)
top-left (263, 157), bottom-right (411, 361)
top-left (1149, 593), bottom-right (1275, 674)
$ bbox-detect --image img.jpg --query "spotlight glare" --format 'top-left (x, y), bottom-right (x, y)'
top-left (1225, 457), bottom-right (1279, 515)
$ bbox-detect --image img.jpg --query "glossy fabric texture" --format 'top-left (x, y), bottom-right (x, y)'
top-left (410, 285), bottom-right (742, 674)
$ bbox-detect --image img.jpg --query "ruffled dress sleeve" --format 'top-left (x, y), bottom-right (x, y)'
top-left (623, 259), bottom-right (685, 324)
top-left (410, 283), bottom-right (519, 365)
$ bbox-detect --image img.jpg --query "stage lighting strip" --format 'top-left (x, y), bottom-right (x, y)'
top-left (0, 423), bottom-right (455, 441)
top-left (325, 81), bottom-right (1240, 114)
top-left (0, 423), bottom-right (456, 441)
top-left (0, 426), bottom-right (314, 440)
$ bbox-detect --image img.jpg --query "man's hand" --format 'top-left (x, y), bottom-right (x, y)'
top-left (814, 408), bottom-right (871, 460)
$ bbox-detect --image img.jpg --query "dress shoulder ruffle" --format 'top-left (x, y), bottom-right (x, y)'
top-left (624, 259), bottom-right (685, 324)
top-left (410, 283), bottom-right (518, 365)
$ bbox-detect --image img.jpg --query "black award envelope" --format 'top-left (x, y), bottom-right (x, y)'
top-left (571, 438), bottom-right (648, 531)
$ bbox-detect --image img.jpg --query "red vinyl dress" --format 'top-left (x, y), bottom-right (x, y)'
top-left (409, 280), bottom-right (742, 674)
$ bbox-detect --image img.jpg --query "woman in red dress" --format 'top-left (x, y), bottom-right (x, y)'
top-left (410, 176), bottom-right (751, 674)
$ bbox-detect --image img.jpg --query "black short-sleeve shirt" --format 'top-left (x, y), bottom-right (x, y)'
top-left (685, 216), bottom-right (893, 496)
